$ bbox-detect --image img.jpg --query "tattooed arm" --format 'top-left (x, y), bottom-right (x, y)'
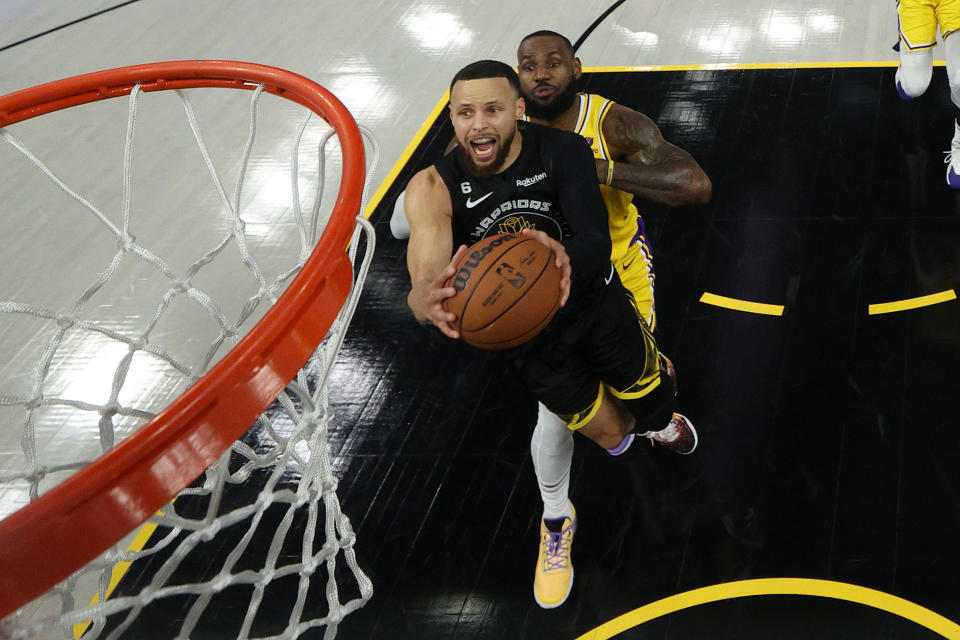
top-left (598, 103), bottom-right (711, 206)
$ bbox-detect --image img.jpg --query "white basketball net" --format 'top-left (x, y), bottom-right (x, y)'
top-left (0, 79), bottom-right (375, 639)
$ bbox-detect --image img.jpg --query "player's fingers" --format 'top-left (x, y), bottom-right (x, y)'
top-left (432, 245), bottom-right (469, 288)
top-left (431, 314), bottom-right (460, 338)
top-left (521, 228), bottom-right (550, 246)
top-left (427, 286), bottom-right (457, 305)
top-left (558, 278), bottom-right (570, 307)
top-left (448, 244), bottom-right (469, 269)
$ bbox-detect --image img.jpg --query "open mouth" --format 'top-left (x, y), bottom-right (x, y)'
top-left (469, 137), bottom-right (496, 160)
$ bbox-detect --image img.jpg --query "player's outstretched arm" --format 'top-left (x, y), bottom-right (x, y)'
top-left (601, 103), bottom-right (712, 206)
top-left (405, 167), bottom-right (463, 337)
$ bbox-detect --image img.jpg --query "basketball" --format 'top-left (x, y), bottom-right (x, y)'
top-left (443, 233), bottom-right (562, 350)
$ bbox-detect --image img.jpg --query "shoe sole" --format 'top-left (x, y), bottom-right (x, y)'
top-left (678, 415), bottom-right (698, 455)
top-left (533, 566), bottom-right (574, 609)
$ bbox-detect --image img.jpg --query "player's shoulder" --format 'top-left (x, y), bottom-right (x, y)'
top-left (582, 91), bottom-right (617, 107)
top-left (408, 165), bottom-right (442, 189)
top-left (521, 120), bottom-right (589, 152)
top-left (406, 165), bottom-right (450, 205)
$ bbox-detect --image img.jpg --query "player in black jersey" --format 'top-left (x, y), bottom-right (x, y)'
top-left (405, 60), bottom-right (692, 608)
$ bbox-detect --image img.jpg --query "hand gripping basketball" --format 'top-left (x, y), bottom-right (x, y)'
top-left (441, 230), bottom-right (570, 350)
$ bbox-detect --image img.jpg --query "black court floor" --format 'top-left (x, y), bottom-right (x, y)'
top-left (120, 66), bottom-right (960, 639)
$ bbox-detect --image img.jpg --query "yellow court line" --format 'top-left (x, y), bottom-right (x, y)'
top-left (583, 60), bottom-right (944, 72)
top-left (868, 289), bottom-right (957, 315)
top-left (72, 515), bottom-right (162, 638)
top-left (699, 292), bottom-right (784, 316)
top-left (574, 578), bottom-right (960, 640)
top-left (361, 61), bottom-right (941, 220)
top-left (361, 89), bottom-right (451, 220)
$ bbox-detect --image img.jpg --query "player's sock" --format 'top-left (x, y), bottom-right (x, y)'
top-left (947, 119), bottom-right (960, 189)
top-left (895, 68), bottom-right (912, 101)
top-left (531, 403), bottom-right (574, 521)
top-left (606, 433), bottom-right (635, 456)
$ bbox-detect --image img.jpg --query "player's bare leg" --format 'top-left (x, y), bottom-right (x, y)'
top-left (576, 388), bottom-right (635, 451)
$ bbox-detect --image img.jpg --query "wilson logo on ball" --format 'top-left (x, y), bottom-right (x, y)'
top-left (443, 233), bottom-right (562, 350)
top-left (451, 233), bottom-right (516, 292)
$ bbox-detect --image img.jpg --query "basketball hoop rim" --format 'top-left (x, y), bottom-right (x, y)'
top-left (0, 60), bottom-right (365, 617)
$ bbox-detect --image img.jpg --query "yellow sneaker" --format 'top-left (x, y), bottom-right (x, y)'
top-left (533, 503), bottom-right (576, 609)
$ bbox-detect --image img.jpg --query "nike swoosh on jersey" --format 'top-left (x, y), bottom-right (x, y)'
top-left (465, 192), bottom-right (493, 208)
top-left (622, 255), bottom-right (637, 270)
top-left (604, 263), bottom-right (615, 285)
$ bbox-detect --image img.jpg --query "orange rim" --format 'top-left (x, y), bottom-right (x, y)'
top-left (0, 61), bottom-right (364, 617)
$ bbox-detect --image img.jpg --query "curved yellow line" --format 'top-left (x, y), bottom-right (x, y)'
top-left (699, 292), bottom-right (784, 316)
top-left (574, 578), bottom-right (960, 640)
top-left (868, 289), bottom-right (957, 315)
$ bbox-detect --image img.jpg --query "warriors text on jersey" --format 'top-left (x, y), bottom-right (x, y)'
top-left (432, 120), bottom-right (665, 427)
top-left (435, 120), bottom-right (611, 310)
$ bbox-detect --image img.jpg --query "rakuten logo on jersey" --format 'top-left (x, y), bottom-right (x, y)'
top-left (515, 172), bottom-right (547, 187)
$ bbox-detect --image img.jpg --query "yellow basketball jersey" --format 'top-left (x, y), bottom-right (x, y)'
top-left (571, 93), bottom-right (657, 329)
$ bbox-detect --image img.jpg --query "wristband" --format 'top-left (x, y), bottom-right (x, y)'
top-left (605, 160), bottom-right (615, 186)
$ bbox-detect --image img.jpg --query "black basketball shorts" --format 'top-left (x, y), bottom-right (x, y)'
top-left (503, 268), bottom-right (663, 429)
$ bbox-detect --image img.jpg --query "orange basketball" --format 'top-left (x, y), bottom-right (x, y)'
top-left (443, 233), bottom-right (562, 350)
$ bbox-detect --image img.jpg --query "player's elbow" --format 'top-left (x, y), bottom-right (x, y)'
top-left (686, 170), bottom-right (712, 206)
top-left (670, 167), bottom-right (711, 206)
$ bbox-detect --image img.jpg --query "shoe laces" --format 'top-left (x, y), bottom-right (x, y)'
top-left (944, 150), bottom-right (960, 171)
top-left (542, 527), bottom-right (573, 572)
top-left (643, 419), bottom-right (680, 444)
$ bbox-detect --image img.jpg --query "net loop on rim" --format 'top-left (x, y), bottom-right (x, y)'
top-left (0, 60), bottom-right (375, 638)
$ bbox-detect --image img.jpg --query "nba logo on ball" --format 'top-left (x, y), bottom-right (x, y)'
top-left (443, 233), bottom-right (562, 350)
top-left (496, 263), bottom-right (526, 289)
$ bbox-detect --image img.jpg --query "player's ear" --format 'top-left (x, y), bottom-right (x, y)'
top-left (515, 96), bottom-right (525, 118)
top-left (573, 57), bottom-right (582, 79)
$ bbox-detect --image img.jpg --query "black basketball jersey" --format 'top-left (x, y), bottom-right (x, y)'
top-left (435, 121), bottom-right (612, 306)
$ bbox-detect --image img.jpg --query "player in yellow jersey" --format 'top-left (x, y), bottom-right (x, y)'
top-left (515, 30), bottom-right (711, 609)
top-left (894, 0), bottom-right (960, 187)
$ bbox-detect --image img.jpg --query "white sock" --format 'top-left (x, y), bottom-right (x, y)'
top-left (531, 403), bottom-right (574, 521)
top-left (390, 190), bottom-right (411, 240)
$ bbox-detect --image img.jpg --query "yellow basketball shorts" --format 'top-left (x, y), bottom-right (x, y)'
top-left (617, 240), bottom-right (656, 331)
top-left (898, 0), bottom-right (960, 51)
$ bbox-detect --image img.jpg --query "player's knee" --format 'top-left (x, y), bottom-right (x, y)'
top-left (947, 66), bottom-right (960, 94)
top-left (897, 66), bottom-right (932, 98)
top-left (390, 190), bottom-right (410, 240)
top-left (577, 410), bottom-right (628, 450)
top-left (535, 402), bottom-right (567, 432)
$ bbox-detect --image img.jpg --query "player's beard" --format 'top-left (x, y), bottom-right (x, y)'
top-left (523, 79), bottom-right (578, 121)
top-left (462, 127), bottom-right (516, 177)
